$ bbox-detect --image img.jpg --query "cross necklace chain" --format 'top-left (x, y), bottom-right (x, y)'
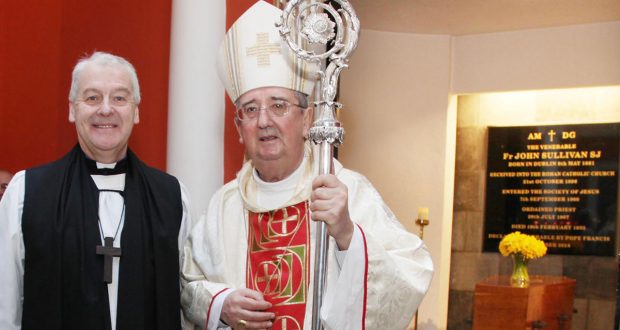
top-left (95, 189), bottom-right (125, 284)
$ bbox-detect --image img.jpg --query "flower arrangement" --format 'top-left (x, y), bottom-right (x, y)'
top-left (499, 231), bottom-right (547, 287)
top-left (499, 231), bottom-right (547, 259)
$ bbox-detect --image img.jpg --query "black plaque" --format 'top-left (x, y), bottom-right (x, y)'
top-left (483, 123), bottom-right (619, 256)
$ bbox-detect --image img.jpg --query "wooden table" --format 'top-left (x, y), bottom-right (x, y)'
top-left (473, 275), bottom-right (576, 330)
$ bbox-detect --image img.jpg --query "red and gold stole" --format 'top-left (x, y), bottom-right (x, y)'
top-left (247, 201), bottom-right (310, 330)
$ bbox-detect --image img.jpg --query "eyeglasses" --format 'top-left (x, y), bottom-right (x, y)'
top-left (76, 93), bottom-right (134, 108)
top-left (236, 100), bottom-right (304, 121)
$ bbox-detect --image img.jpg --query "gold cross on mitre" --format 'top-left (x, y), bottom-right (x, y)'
top-left (246, 33), bottom-right (281, 67)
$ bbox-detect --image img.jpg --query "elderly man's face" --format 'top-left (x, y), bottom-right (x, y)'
top-left (235, 87), bottom-right (312, 181)
top-left (0, 170), bottom-right (13, 200)
top-left (69, 62), bottom-right (139, 163)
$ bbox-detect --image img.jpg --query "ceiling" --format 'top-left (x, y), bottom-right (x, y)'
top-left (348, 0), bottom-right (620, 35)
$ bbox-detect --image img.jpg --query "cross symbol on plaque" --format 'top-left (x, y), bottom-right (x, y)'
top-left (96, 236), bottom-right (122, 283)
top-left (246, 33), bottom-right (281, 67)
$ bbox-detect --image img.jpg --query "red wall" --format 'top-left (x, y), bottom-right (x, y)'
top-left (0, 0), bottom-right (172, 173)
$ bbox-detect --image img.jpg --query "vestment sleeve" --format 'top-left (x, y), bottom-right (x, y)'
top-left (321, 169), bottom-right (434, 329)
top-left (177, 181), bottom-right (193, 258)
top-left (0, 171), bottom-right (26, 330)
top-left (180, 186), bottom-right (241, 330)
top-left (180, 214), bottom-right (232, 329)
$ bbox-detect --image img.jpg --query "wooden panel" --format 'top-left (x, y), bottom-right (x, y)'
top-left (473, 275), bottom-right (576, 330)
top-left (528, 279), bottom-right (575, 329)
top-left (474, 281), bottom-right (529, 330)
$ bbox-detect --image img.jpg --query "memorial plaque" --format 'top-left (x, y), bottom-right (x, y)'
top-left (483, 123), bottom-right (619, 256)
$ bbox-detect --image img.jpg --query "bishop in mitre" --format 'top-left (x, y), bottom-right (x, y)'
top-left (180, 2), bottom-right (433, 329)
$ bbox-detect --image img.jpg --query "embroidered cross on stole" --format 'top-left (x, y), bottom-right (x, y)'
top-left (247, 201), bottom-right (310, 330)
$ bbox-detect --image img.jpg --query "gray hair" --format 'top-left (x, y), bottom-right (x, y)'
top-left (294, 91), bottom-right (309, 109)
top-left (68, 51), bottom-right (141, 104)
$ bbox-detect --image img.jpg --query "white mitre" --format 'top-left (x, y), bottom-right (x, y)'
top-left (216, 1), bottom-right (318, 103)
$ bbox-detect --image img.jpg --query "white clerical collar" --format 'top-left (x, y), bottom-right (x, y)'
top-left (253, 155), bottom-right (306, 210)
top-left (96, 162), bottom-right (117, 169)
top-left (92, 162), bottom-right (125, 191)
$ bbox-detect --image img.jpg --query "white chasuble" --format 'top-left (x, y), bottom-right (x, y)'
top-left (181, 146), bottom-right (434, 330)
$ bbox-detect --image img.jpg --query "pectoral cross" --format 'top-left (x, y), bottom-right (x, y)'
top-left (96, 237), bottom-right (122, 283)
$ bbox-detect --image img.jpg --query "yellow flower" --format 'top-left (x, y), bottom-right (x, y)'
top-left (498, 231), bottom-right (547, 259)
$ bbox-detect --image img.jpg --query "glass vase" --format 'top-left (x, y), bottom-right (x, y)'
top-left (510, 253), bottom-right (530, 288)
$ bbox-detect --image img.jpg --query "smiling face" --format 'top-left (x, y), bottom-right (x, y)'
top-left (69, 62), bottom-right (139, 163)
top-left (235, 86), bottom-right (312, 182)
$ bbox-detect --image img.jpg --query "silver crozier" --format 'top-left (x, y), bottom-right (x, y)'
top-left (277, 2), bottom-right (359, 329)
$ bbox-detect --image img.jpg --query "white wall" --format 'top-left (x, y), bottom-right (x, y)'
top-left (338, 21), bottom-right (620, 329)
top-left (452, 22), bottom-right (620, 93)
top-left (339, 30), bottom-right (453, 329)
